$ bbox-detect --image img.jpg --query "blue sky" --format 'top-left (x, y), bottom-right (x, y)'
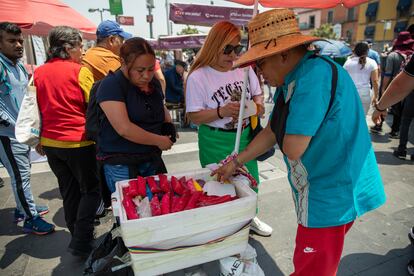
top-left (62, 0), bottom-right (254, 38)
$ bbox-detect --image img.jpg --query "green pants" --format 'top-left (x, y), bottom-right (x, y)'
top-left (198, 124), bottom-right (259, 186)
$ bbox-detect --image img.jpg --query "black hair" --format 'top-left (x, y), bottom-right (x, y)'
top-left (0, 22), bottom-right (22, 41)
top-left (354, 42), bottom-right (369, 69)
top-left (120, 37), bottom-right (155, 70)
top-left (47, 26), bottom-right (82, 61)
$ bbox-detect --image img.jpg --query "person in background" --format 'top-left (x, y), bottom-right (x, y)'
top-left (0, 22), bottom-right (54, 234)
top-left (82, 20), bottom-right (132, 82)
top-left (165, 60), bottom-right (186, 105)
top-left (83, 21), bottom-right (166, 93)
top-left (375, 32), bottom-right (414, 138)
top-left (214, 9), bottom-right (385, 275)
top-left (82, 20), bottom-right (132, 215)
top-left (343, 42), bottom-right (379, 115)
top-left (366, 39), bottom-right (381, 67)
top-left (35, 26), bottom-right (101, 257)
top-left (371, 52), bottom-right (414, 275)
top-left (97, 37), bottom-right (175, 193)
top-left (186, 21), bottom-right (272, 237)
top-left (372, 54), bottom-right (414, 161)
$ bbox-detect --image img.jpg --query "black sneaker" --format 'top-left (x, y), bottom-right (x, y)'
top-left (393, 149), bottom-right (407, 159)
top-left (409, 227), bottom-right (414, 246)
top-left (408, 260), bottom-right (414, 275)
top-left (389, 131), bottom-right (400, 139)
top-left (0, 177), bottom-right (4, 188)
top-left (370, 125), bottom-right (382, 134)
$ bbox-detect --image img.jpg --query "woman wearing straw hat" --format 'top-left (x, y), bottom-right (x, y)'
top-left (185, 21), bottom-right (273, 237)
top-left (214, 9), bottom-right (386, 276)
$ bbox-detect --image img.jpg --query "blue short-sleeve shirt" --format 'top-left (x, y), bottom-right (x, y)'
top-left (273, 51), bottom-right (386, 228)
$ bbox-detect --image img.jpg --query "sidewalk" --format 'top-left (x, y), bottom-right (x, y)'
top-left (0, 114), bottom-right (413, 275)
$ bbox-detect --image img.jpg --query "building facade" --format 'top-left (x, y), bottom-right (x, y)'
top-left (320, 5), bottom-right (359, 43)
top-left (356, 0), bottom-right (414, 49)
top-left (296, 9), bottom-right (322, 35)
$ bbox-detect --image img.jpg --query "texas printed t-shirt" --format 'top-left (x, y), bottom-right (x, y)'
top-left (186, 66), bottom-right (262, 129)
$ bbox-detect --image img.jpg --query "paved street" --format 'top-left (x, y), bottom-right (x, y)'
top-left (0, 102), bottom-right (413, 275)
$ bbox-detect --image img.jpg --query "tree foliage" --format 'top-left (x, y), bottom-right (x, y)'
top-left (311, 24), bottom-right (337, 39)
top-left (177, 25), bottom-right (200, 35)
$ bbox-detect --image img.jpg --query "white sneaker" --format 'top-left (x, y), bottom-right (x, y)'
top-left (250, 217), bottom-right (273, 237)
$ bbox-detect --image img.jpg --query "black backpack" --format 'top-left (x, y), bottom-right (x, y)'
top-left (85, 71), bottom-right (128, 142)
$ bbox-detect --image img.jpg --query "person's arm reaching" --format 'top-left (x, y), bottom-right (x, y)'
top-left (372, 70), bottom-right (414, 124)
top-left (370, 68), bottom-right (379, 105)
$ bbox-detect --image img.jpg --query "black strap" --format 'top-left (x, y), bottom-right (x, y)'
top-left (308, 54), bottom-right (338, 120)
top-left (270, 54), bottom-right (338, 152)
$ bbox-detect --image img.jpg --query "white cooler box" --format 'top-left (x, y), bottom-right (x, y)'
top-left (111, 168), bottom-right (257, 276)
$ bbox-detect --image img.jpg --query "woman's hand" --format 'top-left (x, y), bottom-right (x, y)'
top-left (157, 135), bottom-right (174, 150)
top-left (211, 161), bottom-right (237, 182)
top-left (372, 109), bottom-right (387, 125)
top-left (256, 103), bottom-right (265, 118)
top-left (35, 144), bottom-right (45, 156)
top-left (220, 101), bottom-right (240, 119)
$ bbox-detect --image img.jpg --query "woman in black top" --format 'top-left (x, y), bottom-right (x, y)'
top-left (97, 37), bottom-right (175, 193)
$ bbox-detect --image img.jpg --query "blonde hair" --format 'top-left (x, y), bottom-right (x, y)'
top-left (188, 21), bottom-right (241, 76)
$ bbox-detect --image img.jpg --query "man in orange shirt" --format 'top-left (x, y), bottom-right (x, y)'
top-left (83, 20), bottom-right (166, 93)
top-left (82, 20), bottom-right (131, 81)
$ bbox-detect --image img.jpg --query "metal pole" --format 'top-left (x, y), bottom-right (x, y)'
top-left (165, 0), bottom-right (170, 35)
top-left (99, 9), bottom-right (103, 22)
top-left (233, 0), bottom-right (260, 154)
top-left (149, 7), bottom-right (154, 38)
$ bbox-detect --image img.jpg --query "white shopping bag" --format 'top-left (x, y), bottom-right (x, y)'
top-left (219, 244), bottom-right (265, 276)
top-left (15, 76), bottom-right (41, 147)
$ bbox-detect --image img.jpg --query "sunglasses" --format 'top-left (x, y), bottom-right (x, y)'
top-left (223, 44), bottom-right (244, 55)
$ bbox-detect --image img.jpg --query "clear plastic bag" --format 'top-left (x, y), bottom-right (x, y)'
top-left (137, 197), bottom-right (152, 218)
top-left (219, 244), bottom-right (265, 276)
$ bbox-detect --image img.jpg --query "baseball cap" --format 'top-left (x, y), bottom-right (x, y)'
top-left (96, 20), bottom-right (132, 40)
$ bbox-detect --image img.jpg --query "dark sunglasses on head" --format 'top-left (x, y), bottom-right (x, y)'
top-left (223, 44), bottom-right (244, 55)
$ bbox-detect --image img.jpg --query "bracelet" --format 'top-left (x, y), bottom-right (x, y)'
top-left (374, 102), bottom-right (386, 112)
top-left (217, 106), bottom-right (223, 119)
top-left (232, 157), bottom-right (243, 168)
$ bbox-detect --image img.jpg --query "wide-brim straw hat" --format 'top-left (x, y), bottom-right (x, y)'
top-left (235, 9), bottom-right (322, 68)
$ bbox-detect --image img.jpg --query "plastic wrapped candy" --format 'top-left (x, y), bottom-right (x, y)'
top-left (147, 176), bottom-right (161, 194)
top-left (150, 196), bottom-right (162, 216)
top-left (198, 195), bottom-right (235, 207)
top-left (122, 197), bottom-right (139, 220)
top-left (184, 191), bottom-right (202, 210)
top-left (186, 179), bottom-right (197, 193)
top-left (127, 179), bottom-right (139, 197)
top-left (137, 197), bottom-right (152, 218)
top-left (172, 191), bottom-right (191, 213)
top-left (192, 179), bottom-right (203, 192)
top-left (171, 176), bottom-right (185, 195)
top-left (158, 174), bottom-right (171, 193)
top-left (122, 186), bottom-right (130, 198)
top-left (171, 195), bottom-right (180, 213)
top-left (179, 176), bottom-right (188, 190)
top-left (161, 192), bottom-right (172, 215)
top-left (137, 176), bottom-right (147, 197)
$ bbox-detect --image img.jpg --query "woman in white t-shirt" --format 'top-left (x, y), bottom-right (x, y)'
top-left (186, 21), bottom-right (272, 236)
top-left (343, 42), bottom-right (379, 115)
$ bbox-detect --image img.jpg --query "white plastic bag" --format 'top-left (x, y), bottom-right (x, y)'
top-left (219, 244), bottom-right (265, 276)
top-left (15, 76), bottom-right (41, 147)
